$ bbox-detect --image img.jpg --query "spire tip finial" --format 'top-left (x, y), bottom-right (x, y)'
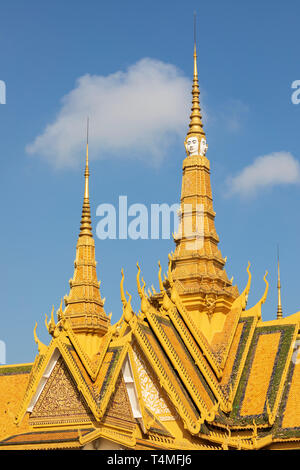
top-left (84, 117), bottom-right (90, 200)
top-left (79, 118), bottom-right (92, 237)
top-left (194, 11), bottom-right (197, 51)
top-left (185, 13), bottom-right (206, 145)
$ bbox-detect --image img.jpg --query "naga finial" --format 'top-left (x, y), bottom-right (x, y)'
top-left (136, 262), bottom-right (150, 313)
top-left (50, 305), bottom-right (56, 328)
top-left (241, 268), bottom-right (268, 319)
top-left (244, 261), bottom-right (252, 305)
top-left (124, 291), bottom-right (134, 323)
top-left (232, 261), bottom-right (252, 311)
top-left (136, 262), bottom-right (147, 298)
top-left (136, 262), bottom-right (142, 299)
top-left (33, 322), bottom-right (46, 354)
top-left (57, 298), bottom-right (63, 322)
top-left (57, 298), bottom-right (68, 330)
top-left (158, 260), bottom-right (164, 293)
top-left (120, 268), bottom-right (127, 307)
top-left (45, 305), bottom-right (56, 336)
top-left (44, 313), bottom-right (48, 332)
top-left (167, 253), bottom-right (174, 286)
top-left (120, 269), bottom-right (134, 323)
top-left (261, 270), bottom-right (269, 305)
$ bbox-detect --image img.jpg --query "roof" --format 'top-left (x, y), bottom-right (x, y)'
top-left (0, 364), bottom-right (33, 442)
top-left (0, 428), bottom-right (93, 450)
top-left (2, 261), bottom-right (300, 450)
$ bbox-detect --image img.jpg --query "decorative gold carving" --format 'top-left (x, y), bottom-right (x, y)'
top-left (30, 357), bottom-right (92, 425)
top-left (103, 373), bottom-right (135, 430)
top-left (205, 294), bottom-right (217, 318)
top-left (132, 345), bottom-right (176, 421)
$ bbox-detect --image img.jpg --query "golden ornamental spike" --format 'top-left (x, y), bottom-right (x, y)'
top-left (277, 246), bottom-right (283, 320)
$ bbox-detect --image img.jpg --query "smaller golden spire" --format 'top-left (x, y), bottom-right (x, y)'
top-left (79, 117), bottom-right (92, 238)
top-left (186, 13), bottom-right (205, 140)
top-left (63, 120), bottom-right (109, 339)
top-left (277, 246), bottom-right (283, 320)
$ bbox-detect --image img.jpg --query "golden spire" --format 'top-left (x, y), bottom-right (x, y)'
top-left (277, 246), bottom-right (283, 320)
top-left (63, 119), bottom-right (110, 339)
top-left (186, 13), bottom-right (205, 140)
top-left (171, 17), bottom-right (239, 314)
top-left (79, 118), bottom-right (92, 238)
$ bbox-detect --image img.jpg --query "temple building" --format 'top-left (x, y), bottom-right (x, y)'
top-left (1, 40), bottom-right (300, 451)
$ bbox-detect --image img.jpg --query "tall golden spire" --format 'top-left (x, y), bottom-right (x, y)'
top-left (277, 246), bottom-right (283, 320)
top-left (63, 119), bottom-right (110, 342)
top-left (171, 20), bottom-right (238, 317)
top-left (186, 13), bottom-right (205, 140)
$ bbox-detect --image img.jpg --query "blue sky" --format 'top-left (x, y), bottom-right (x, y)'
top-left (1, 0), bottom-right (300, 364)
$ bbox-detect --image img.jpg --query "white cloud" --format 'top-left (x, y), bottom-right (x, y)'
top-left (215, 99), bottom-right (249, 133)
top-left (26, 58), bottom-right (192, 168)
top-left (223, 99), bottom-right (249, 133)
top-left (226, 152), bottom-right (300, 198)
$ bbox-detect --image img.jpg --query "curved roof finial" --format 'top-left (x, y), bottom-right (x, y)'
top-left (120, 268), bottom-right (127, 307)
top-left (158, 261), bottom-right (164, 293)
top-left (261, 270), bottom-right (269, 305)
